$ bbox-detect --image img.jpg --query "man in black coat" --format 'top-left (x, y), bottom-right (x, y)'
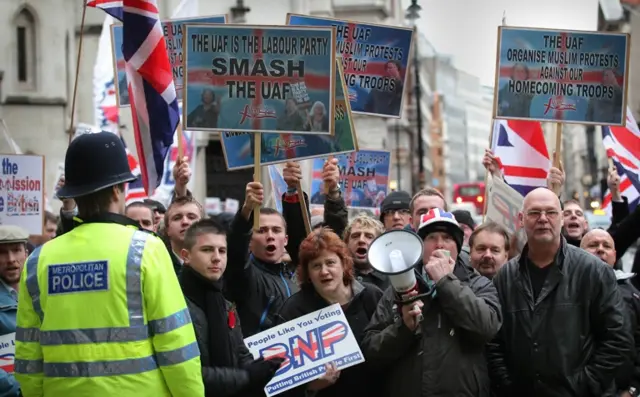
top-left (489, 188), bottom-right (632, 397)
top-left (581, 229), bottom-right (640, 397)
top-left (179, 218), bottom-right (283, 396)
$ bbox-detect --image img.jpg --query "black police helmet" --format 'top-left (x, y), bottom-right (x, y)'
top-left (57, 132), bottom-right (137, 199)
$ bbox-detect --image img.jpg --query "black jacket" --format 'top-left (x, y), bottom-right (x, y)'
top-left (361, 260), bottom-right (501, 397)
top-left (276, 281), bottom-right (385, 397)
top-left (224, 198), bottom-right (307, 337)
top-left (614, 271), bottom-right (640, 393)
top-left (488, 239), bottom-right (633, 397)
top-left (184, 297), bottom-right (255, 397)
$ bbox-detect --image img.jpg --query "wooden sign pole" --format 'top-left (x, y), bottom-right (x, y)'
top-left (253, 134), bottom-right (261, 230)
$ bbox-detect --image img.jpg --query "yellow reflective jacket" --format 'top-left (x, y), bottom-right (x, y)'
top-left (14, 221), bottom-right (204, 397)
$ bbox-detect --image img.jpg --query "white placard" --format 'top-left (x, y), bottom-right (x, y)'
top-left (0, 332), bottom-right (16, 374)
top-left (486, 176), bottom-right (527, 251)
top-left (0, 154), bottom-right (45, 235)
top-left (224, 198), bottom-right (239, 214)
top-left (205, 197), bottom-right (222, 215)
top-left (244, 303), bottom-right (365, 396)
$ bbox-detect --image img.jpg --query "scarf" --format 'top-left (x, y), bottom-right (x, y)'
top-left (180, 266), bottom-right (234, 367)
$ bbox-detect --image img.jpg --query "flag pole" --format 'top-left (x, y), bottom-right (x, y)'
top-left (553, 123), bottom-right (562, 167)
top-left (68, 0), bottom-right (88, 144)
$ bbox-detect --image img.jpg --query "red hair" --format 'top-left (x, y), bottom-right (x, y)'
top-left (297, 228), bottom-right (354, 287)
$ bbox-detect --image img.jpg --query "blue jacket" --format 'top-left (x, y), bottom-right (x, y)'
top-left (0, 283), bottom-right (20, 397)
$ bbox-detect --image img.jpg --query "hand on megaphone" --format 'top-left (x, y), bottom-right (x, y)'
top-left (425, 250), bottom-right (455, 282)
top-left (401, 290), bottom-right (424, 331)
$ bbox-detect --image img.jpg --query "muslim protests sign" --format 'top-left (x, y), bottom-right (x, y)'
top-left (494, 26), bottom-right (630, 126)
top-left (220, 58), bottom-right (358, 170)
top-left (183, 24), bottom-right (336, 134)
top-left (309, 150), bottom-right (390, 209)
top-left (110, 14), bottom-right (227, 107)
top-left (0, 154), bottom-right (44, 235)
top-left (243, 304), bottom-right (364, 397)
top-left (287, 14), bottom-right (414, 118)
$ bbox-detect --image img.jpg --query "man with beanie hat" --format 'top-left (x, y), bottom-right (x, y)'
top-left (452, 209), bottom-right (476, 248)
top-left (379, 190), bottom-right (412, 231)
top-left (362, 208), bottom-right (501, 396)
top-left (14, 132), bottom-right (204, 397)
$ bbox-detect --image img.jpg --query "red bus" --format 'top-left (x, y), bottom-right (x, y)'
top-left (453, 182), bottom-right (485, 214)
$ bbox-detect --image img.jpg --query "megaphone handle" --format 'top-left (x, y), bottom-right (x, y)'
top-left (414, 303), bottom-right (423, 323)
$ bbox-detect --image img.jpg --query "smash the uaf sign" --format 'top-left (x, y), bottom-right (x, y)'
top-left (243, 303), bottom-right (364, 396)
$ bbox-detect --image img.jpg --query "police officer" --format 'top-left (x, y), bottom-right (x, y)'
top-left (14, 132), bottom-right (204, 396)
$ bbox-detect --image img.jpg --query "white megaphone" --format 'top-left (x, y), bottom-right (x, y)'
top-left (367, 229), bottom-right (424, 322)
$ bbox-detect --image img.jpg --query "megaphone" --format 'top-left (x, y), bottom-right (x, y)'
top-left (368, 229), bottom-right (424, 322)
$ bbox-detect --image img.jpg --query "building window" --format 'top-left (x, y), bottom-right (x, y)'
top-left (14, 7), bottom-right (36, 88)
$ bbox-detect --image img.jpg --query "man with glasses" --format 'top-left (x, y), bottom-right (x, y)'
top-left (488, 187), bottom-right (631, 397)
top-left (379, 191), bottom-right (412, 231)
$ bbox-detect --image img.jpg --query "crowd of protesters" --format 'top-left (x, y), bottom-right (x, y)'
top-left (1, 133), bottom-right (640, 397)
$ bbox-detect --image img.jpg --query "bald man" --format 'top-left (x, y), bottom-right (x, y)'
top-left (488, 188), bottom-right (632, 397)
top-left (582, 229), bottom-right (640, 397)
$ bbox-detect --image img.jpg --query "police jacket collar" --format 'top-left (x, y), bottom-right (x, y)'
top-left (74, 212), bottom-right (145, 231)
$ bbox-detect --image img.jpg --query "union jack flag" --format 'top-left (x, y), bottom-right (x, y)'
top-left (89, 0), bottom-right (180, 196)
top-left (491, 119), bottom-right (550, 197)
top-left (86, 0), bottom-right (122, 20)
top-left (601, 108), bottom-right (640, 214)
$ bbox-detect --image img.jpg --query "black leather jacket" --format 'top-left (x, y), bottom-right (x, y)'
top-left (488, 238), bottom-right (633, 397)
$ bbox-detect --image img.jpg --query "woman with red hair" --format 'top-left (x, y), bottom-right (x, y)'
top-left (277, 228), bottom-right (384, 397)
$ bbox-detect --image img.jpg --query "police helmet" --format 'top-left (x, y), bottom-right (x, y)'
top-left (57, 132), bottom-right (136, 199)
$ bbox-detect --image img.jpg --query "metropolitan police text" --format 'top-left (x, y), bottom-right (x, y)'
top-left (190, 32), bottom-right (328, 100)
top-left (504, 34), bottom-right (621, 100)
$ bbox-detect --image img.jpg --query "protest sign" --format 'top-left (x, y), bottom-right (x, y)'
top-left (183, 24), bottom-right (336, 134)
top-left (110, 14), bottom-right (227, 107)
top-left (268, 165), bottom-right (288, 213)
top-left (0, 154), bottom-right (44, 235)
top-left (224, 198), bottom-right (239, 214)
top-left (0, 333), bottom-right (15, 374)
top-left (204, 197), bottom-right (222, 215)
top-left (221, 58), bottom-right (358, 170)
top-left (287, 14), bottom-right (413, 118)
top-left (485, 176), bottom-right (527, 251)
top-left (309, 150), bottom-right (390, 209)
top-left (494, 26), bottom-right (629, 126)
top-left (243, 303), bottom-right (364, 396)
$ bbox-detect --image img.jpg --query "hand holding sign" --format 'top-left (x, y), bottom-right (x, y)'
top-left (482, 149), bottom-right (503, 178)
top-left (546, 156), bottom-right (564, 197)
top-left (308, 362), bottom-right (341, 391)
top-left (283, 162), bottom-right (302, 189)
top-left (241, 182), bottom-right (264, 220)
top-left (323, 158), bottom-right (340, 197)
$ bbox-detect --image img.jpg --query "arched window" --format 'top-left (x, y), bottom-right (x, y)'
top-left (14, 7), bottom-right (37, 88)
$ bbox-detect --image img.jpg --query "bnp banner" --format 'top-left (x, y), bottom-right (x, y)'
top-left (243, 304), bottom-right (364, 396)
top-left (494, 26), bottom-right (629, 126)
top-left (221, 58), bottom-right (358, 170)
top-left (287, 14), bottom-right (414, 118)
top-left (110, 14), bottom-right (228, 107)
top-left (183, 24), bottom-right (336, 134)
top-left (309, 150), bottom-right (390, 209)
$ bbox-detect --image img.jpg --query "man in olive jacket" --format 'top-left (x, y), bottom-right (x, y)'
top-left (361, 209), bottom-right (501, 397)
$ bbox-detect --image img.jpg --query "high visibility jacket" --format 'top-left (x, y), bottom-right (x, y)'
top-left (14, 222), bottom-right (205, 397)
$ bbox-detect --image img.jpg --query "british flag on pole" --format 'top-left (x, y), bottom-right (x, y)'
top-left (88, 0), bottom-right (180, 196)
top-left (491, 119), bottom-right (551, 197)
top-left (601, 108), bottom-right (640, 214)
